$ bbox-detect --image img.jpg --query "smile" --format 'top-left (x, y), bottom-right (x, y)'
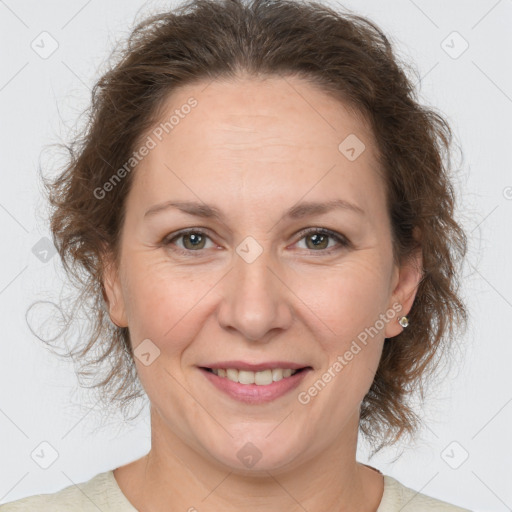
top-left (210, 367), bottom-right (300, 385)
top-left (199, 366), bottom-right (311, 404)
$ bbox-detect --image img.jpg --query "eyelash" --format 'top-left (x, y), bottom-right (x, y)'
top-left (162, 227), bottom-right (350, 257)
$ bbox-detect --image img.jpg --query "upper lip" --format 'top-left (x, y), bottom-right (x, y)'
top-left (200, 361), bottom-right (311, 372)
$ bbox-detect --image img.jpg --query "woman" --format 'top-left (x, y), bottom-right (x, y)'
top-left (1, 0), bottom-right (471, 510)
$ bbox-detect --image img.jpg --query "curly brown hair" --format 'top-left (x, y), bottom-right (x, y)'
top-left (40, 0), bottom-right (467, 451)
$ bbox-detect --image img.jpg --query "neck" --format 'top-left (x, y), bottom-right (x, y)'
top-left (115, 407), bottom-right (383, 512)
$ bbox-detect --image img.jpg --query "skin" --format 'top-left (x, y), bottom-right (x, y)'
top-left (103, 75), bottom-right (423, 512)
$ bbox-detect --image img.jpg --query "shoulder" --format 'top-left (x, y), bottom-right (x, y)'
top-left (0, 471), bottom-right (136, 512)
top-left (379, 475), bottom-right (473, 512)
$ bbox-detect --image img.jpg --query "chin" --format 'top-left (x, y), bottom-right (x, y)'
top-left (200, 429), bottom-right (310, 475)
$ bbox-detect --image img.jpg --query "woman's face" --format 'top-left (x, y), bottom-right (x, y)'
top-left (104, 76), bottom-right (421, 473)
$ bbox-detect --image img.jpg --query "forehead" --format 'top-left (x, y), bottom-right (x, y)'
top-left (130, 76), bottom-right (384, 218)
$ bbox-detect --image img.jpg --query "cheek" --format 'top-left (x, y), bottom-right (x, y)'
top-left (123, 266), bottom-right (213, 400)
top-left (121, 256), bottom-right (214, 350)
top-left (296, 260), bottom-right (390, 419)
top-left (292, 256), bottom-right (390, 406)
top-left (293, 256), bottom-right (392, 345)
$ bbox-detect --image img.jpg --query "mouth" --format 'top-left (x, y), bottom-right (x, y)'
top-left (198, 364), bottom-right (312, 404)
top-left (200, 366), bottom-right (310, 385)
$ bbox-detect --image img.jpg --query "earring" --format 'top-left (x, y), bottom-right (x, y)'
top-left (398, 315), bottom-right (409, 328)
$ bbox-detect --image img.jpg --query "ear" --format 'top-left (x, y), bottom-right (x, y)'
top-left (384, 243), bottom-right (423, 339)
top-left (101, 252), bottom-right (128, 328)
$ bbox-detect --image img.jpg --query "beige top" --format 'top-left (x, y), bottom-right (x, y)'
top-left (0, 469), bottom-right (472, 511)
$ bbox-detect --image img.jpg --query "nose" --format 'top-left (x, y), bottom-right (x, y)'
top-left (216, 244), bottom-right (293, 342)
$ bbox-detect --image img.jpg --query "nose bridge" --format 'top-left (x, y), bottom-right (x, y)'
top-left (218, 238), bottom-right (291, 341)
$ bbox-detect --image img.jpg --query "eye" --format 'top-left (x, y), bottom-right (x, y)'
top-left (294, 227), bottom-right (350, 253)
top-left (163, 228), bottom-right (215, 255)
top-left (162, 227), bottom-right (350, 256)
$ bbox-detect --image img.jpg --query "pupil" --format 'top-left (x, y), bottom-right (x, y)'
top-left (309, 233), bottom-right (327, 249)
top-left (186, 233), bottom-right (203, 249)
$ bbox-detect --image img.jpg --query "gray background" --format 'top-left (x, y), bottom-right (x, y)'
top-left (0, 0), bottom-right (511, 510)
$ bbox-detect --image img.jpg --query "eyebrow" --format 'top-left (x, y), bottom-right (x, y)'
top-left (144, 198), bottom-right (365, 220)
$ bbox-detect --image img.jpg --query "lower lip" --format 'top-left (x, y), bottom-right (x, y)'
top-left (199, 367), bottom-right (311, 404)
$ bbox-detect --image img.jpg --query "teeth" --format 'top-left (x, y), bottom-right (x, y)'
top-left (238, 370), bottom-right (255, 384)
top-left (226, 368), bottom-right (238, 382)
top-left (211, 368), bottom-right (299, 385)
top-left (255, 369), bottom-right (272, 385)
